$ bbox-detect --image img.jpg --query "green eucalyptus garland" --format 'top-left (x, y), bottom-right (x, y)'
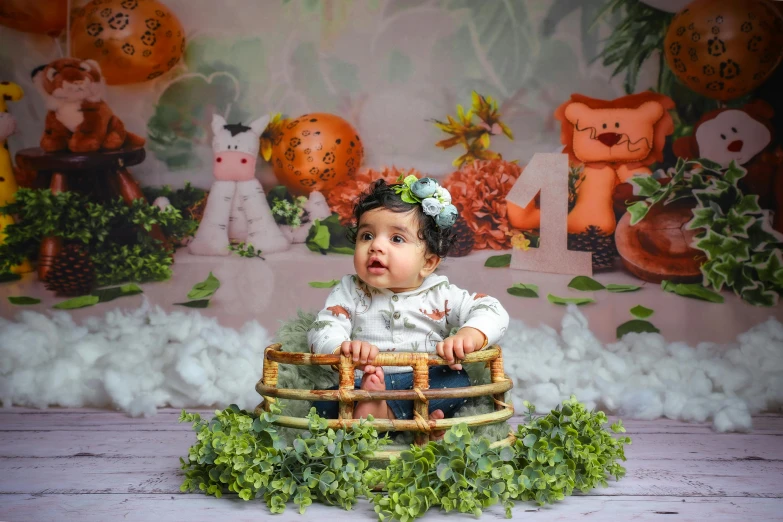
top-left (179, 397), bottom-right (630, 520)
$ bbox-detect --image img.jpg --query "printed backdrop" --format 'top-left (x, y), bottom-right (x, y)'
top-left (0, 0), bottom-right (636, 189)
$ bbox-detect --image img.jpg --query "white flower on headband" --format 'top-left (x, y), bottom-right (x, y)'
top-left (435, 186), bottom-right (451, 203)
top-left (421, 197), bottom-right (443, 217)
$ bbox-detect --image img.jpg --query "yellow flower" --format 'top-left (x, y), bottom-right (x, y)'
top-left (511, 233), bottom-right (530, 251)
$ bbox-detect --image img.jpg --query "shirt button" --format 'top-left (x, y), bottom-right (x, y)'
top-left (393, 311), bottom-right (400, 319)
top-left (392, 295), bottom-right (399, 302)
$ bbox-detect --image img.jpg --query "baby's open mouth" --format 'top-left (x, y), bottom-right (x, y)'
top-left (368, 259), bottom-right (386, 272)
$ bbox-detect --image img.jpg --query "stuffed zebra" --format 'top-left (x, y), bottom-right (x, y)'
top-left (188, 114), bottom-right (290, 256)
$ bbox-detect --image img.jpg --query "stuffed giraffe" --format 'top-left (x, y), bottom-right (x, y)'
top-left (0, 81), bottom-right (32, 274)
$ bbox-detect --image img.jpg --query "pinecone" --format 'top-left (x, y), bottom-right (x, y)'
top-left (187, 192), bottom-right (209, 223)
top-left (449, 216), bottom-right (476, 257)
top-left (44, 243), bottom-right (96, 296)
top-left (568, 226), bottom-right (618, 271)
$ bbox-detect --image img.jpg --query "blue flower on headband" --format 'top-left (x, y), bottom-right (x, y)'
top-left (393, 173), bottom-right (459, 228)
top-left (411, 178), bottom-right (438, 199)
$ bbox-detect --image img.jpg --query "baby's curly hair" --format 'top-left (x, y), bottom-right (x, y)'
top-left (346, 179), bottom-right (455, 258)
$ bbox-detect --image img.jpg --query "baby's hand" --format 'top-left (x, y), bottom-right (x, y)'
top-left (340, 340), bottom-right (380, 372)
top-left (436, 327), bottom-right (485, 371)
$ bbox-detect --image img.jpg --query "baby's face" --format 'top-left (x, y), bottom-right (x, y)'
top-left (354, 208), bottom-right (433, 292)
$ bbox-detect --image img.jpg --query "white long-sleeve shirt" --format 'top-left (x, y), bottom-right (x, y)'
top-left (307, 273), bottom-right (510, 374)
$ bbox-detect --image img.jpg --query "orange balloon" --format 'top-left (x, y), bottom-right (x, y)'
top-left (70, 0), bottom-right (185, 85)
top-left (270, 113), bottom-right (365, 196)
top-left (664, 0), bottom-right (783, 101)
top-left (0, 0), bottom-right (67, 36)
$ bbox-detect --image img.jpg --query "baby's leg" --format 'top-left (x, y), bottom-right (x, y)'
top-left (430, 409), bottom-right (445, 441)
top-left (354, 366), bottom-right (395, 420)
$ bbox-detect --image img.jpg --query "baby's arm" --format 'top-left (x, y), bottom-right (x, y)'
top-left (307, 276), bottom-right (379, 371)
top-left (307, 277), bottom-right (354, 355)
top-left (437, 286), bottom-right (510, 369)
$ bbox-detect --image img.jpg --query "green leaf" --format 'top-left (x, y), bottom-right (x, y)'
top-left (0, 272), bottom-right (22, 283)
top-left (606, 284), bottom-right (641, 293)
top-left (308, 280), bottom-right (339, 288)
top-left (92, 283), bottom-right (143, 303)
top-left (627, 175), bottom-right (661, 197)
top-left (687, 206), bottom-right (717, 231)
top-left (507, 283), bottom-right (539, 298)
top-left (53, 295), bottom-right (100, 309)
top-left (175, 299), bottom-right (210, 308)
top-left (484, 254), bottom-right (511, 267)
top-left (8, 296), bottom-right (41, 305)
top-left (187, 272), bottom-right (221, 300)
top-left (547, 294), bottom-right (595, 306)
top-left (661, 280), bottom-right (724, 303)
top-left (734, 194), bottom-right (762, 215)
top-left (741, 282), bottom-right (778, 307)
top-left (723, 161), bottom-right (747, 186)
top-left (617, 319), bottom-right (660, 338)
top-left (626, 201), bottom-right (650, 225)
top-left (629, 305), bottom-right (654, 318)
top-left (567, 276), bottom-right (605, 291)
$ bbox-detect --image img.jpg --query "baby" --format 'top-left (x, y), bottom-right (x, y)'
top-left (307, 175), bottom-right (509, 437)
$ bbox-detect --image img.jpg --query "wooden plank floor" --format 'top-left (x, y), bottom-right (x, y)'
top-left (1, 408), bottom-right (782, 521)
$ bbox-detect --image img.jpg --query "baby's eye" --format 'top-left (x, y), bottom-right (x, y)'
top-left (391, 235), bottom-right (405, 244)
top-left (361, 232), bottom-right (373, 241)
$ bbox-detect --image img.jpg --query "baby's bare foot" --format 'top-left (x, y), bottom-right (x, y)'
top-left (354, 367), bottom-right (389, 419)
top-left (430, 409), bottom-right (445, 441)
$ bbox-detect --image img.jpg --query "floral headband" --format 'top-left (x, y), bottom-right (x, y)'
top-left (394, 174), bottom-right (459, 228)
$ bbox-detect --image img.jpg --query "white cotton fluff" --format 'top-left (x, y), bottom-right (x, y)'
top-left (1, 301), bottom-right (781, 431)
top-left (501, 305), bottom-right (783, 432)
top-left (0, 298), bottom-right (271, 417)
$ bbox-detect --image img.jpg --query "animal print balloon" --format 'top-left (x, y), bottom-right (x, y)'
top-left (663, 0), bottom-right (783, 101)
top-left (270, 113), bottom-right (365, 195)
top-left (70, 0), bottom-right (185, 85)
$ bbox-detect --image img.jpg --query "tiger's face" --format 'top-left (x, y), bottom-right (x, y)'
top-left (32, 58), bottom-right (105, 105)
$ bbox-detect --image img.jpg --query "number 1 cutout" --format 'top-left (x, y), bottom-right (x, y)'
top-left (505, 153), bottom-right (593, 276)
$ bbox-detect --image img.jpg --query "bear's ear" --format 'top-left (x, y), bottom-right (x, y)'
top-left (672, 135), bottom-right (698, 159)
top-left (563, 102), bottom-right (591, 125)
top-left (743, 99), bottom-right (774, 122)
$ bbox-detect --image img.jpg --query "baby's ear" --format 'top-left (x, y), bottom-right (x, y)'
top-left (422, 252), bottom-right (442, 276)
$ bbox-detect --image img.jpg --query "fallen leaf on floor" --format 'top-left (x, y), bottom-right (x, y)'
top-left (567, 276), bottom-right (605, 291)
top-left (617, 319), bottom-right (660, 338)
top-left (8, 296), bottom-right (41, 305)
top-left (547, 294), bottom-right (595, 306)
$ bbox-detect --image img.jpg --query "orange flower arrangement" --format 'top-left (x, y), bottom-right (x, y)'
top-left (325, 166), bottom-right (424, 225)
top-left (442, 159), bottom-right (522, 250)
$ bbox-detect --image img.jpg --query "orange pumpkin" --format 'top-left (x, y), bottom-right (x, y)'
top-left (663, 0), bottom-right (783, 101)
top-left (270, 113), bottom-right (364, 196)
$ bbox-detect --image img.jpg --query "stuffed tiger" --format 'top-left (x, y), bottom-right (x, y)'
top-left (31, 58), bottom-right (145, 153)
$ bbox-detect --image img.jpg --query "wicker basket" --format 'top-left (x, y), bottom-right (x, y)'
top-left (255, 343), bottom-right (516, 458)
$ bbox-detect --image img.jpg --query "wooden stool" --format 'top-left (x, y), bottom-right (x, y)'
top-left (15, 146), bottom-right (166, 281)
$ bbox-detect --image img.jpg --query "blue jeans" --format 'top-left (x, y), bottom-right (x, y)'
top-left (312, 366), bottom-right (471, 420)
